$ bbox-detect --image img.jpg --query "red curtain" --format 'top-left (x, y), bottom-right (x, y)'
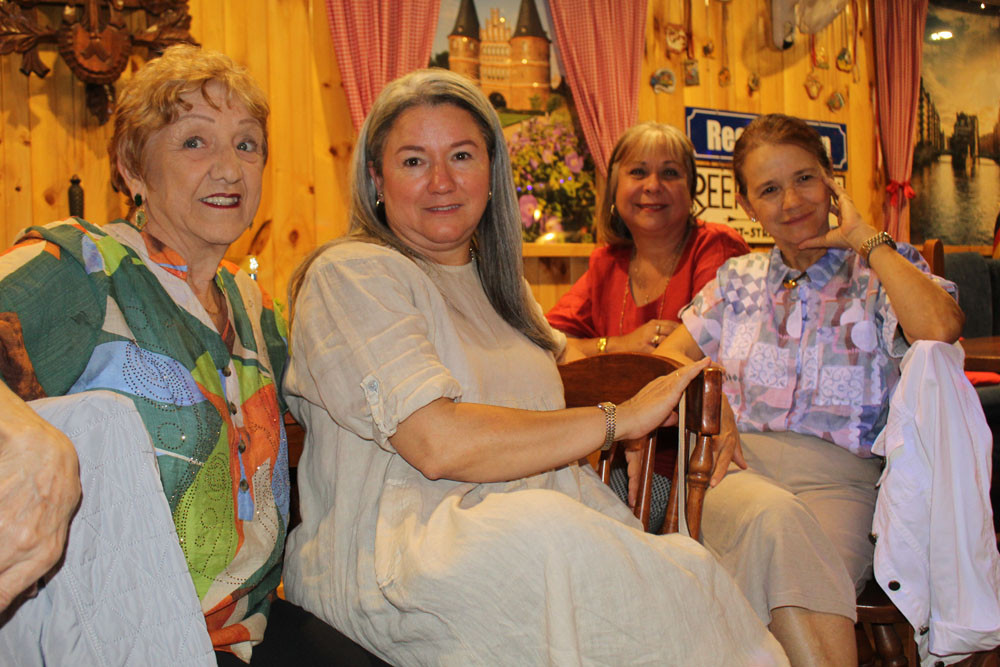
top-left (548, 1), bottom-right (648, 177)
top-left (324, 0), bottom-right (442, 132)
top-left (873, 0), bottom-right (928, 242)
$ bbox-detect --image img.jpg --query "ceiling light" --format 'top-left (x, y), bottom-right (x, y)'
top-left (930, 30), bottom-right (953, 40)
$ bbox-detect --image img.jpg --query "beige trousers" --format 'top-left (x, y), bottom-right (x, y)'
top-left (701, 431), bottom-right (883, 624)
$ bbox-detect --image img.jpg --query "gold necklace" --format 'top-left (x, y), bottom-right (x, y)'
top-left (618, 226), bottom-right (692, 334)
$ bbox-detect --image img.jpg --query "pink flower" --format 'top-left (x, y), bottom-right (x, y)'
top-left (542, 149), bottom-right (554, 164)
top-left (566, 151), bottom-right (583, 173)
top-left (544, 216), bottom-right (562, 232)
top-left (519, 194), bottom-right (539, 227)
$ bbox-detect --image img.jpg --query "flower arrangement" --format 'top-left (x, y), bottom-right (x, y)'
top-left (507, 111), bottom-right (597, 242)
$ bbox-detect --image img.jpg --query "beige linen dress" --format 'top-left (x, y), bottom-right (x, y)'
top-left (282, 241), bottom-right (787, 666)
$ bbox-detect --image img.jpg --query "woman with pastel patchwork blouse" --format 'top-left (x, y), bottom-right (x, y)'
top-left (656, 113), bottom-right (962, 666)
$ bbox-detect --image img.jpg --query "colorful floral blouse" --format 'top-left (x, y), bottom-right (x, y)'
top-left (680, 245), bottom-right (957, 457)
top-left (0, 218), bottom-right (288, 658)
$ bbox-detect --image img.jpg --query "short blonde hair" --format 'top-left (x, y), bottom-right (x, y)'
top-left (596, 122), bottom-right (697, 246)
top-left (109, 44), bottom-right (269, 199)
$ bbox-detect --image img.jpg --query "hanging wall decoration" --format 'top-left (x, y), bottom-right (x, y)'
top-left (684, 58), bottom-right (700, 86)
top-left (651, 67), bottom-right (677, 94)
top-left (804, 71), bottom-right (823, 99)
top-left (836, 0), bottom-right (857, 74)
top-left (665, 23), bottom-right (687, 54)
top-left (702, 0), bottom-right (714, 56)
top-left (717, 0), bottom-right (731, 86)
top-left (826, 89), bottom-right (845, 111)
top-left (0, 0), bottom-right (196, 123)
top-left (682, 0), bottom-right (698, 86)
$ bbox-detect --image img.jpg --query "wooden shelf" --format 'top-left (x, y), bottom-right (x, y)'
top-left (521, 243), bottom-right (595, 258)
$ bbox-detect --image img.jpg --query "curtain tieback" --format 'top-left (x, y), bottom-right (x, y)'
top-left (886, 180), bottom-right (916, 208)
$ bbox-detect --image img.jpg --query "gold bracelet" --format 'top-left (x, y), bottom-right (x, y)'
top-left (597, 337), bottom-right (608, 354)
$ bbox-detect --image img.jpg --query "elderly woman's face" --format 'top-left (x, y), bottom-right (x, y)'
top-left (614, 146), bottom-right (691, 238)
top-left (122, 79), bottom-right (264, 258)
top-left (371, 103), bottom-right (490, 266)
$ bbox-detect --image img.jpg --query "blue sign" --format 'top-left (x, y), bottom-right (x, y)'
top-left (685, 107), bottom-right (848, 171)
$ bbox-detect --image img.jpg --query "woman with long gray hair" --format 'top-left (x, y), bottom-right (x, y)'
top-left (282, 69), bottom-right (786, 665)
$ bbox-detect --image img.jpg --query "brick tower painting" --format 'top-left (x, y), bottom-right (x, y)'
top-left (447, 0), bottom-right (551, 111)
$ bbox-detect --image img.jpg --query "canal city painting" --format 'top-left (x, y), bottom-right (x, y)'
top-left (911, 2), bottom-right (1000, 247)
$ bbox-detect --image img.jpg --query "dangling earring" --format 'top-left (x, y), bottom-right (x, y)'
top-left (610, 203), bottom-right (618, 218)
top-left (133, 193), bottom-right (147, 230)
top-left (487, 190), bottom-right (493, 201)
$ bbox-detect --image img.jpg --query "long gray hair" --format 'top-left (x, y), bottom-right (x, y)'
top-left (288, 68), bottom-right (557, 352)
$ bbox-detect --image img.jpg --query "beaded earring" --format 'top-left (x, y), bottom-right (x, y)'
top-left (133, 193), bottom-right (147, 230)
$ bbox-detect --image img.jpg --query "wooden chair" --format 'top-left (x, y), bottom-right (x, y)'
top-left (921, 238), bottom-right (945, 277)
top-left (558, 352), bottom-right (723, 539)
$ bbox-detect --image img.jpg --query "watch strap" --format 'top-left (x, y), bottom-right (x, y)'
top-left (860, 231), bottom-right (897, 262)
top-left (597, 401), bottom-right (616, 451)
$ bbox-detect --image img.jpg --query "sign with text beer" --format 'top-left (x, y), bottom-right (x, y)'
top-left (685, 107), bottom-right (847, 244)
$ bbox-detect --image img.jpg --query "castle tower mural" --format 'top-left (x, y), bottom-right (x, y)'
top-left (447, 0), bottom-right (550, 111)
top-left (449, 0), bottom-right (481, 85)
top-left (509, 0), bottom-right (550, 110)
top-left (480, 9), bottom-right (512, 106)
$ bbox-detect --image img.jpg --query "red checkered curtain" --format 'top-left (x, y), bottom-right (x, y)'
top-left (548, 0), bottom-right (647, 177)
top-left (874, 0), bottom-right (927, 242)
top-left (325, 0), bottom-right (441, 132)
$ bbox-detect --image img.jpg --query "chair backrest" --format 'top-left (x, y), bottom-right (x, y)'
top-left (920, 238), bottom-right (945, 277)
top-left (558, 353), bottom-right (722, 540)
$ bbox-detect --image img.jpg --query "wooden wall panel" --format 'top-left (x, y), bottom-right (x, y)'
top-left (1, 52), bottom-right (35, 246)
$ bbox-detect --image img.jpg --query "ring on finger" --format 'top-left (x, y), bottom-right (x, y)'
top-left (655, 323), bottom-right (661, 335)
top-left (651, 335), bottom-right (661, 346)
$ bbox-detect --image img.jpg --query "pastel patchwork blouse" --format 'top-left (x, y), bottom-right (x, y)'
top-left (680, 245), bottom-right (956, 457)
top-left (0, 219), bottom-right (289, 659)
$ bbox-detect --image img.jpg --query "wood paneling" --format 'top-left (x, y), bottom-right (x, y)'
top-left (0, 0), bottom-right (882, 307)
top-left (0, 0), bottom-right (354, 303)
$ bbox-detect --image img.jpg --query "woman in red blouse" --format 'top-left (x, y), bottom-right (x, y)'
top-left (548, 122), bottom-right (749, 358)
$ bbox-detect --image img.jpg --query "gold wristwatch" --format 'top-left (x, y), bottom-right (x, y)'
top-left (860, 231), bottom-right (897, 262)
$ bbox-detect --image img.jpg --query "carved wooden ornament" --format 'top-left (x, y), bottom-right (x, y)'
top-left (0, 0), bottom-right (196, 122)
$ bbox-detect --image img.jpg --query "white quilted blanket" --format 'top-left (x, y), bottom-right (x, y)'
top-left (0, 391), bottom-right (215, 666)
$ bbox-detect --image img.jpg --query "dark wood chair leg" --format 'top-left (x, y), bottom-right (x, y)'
top-left (855, 622), bottom-right (876, 667)
top-left (871, 622), bottom-right (907, 667)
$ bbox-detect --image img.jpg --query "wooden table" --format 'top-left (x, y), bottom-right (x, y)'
top-left (961, 336), bottom-right (1000, 373)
